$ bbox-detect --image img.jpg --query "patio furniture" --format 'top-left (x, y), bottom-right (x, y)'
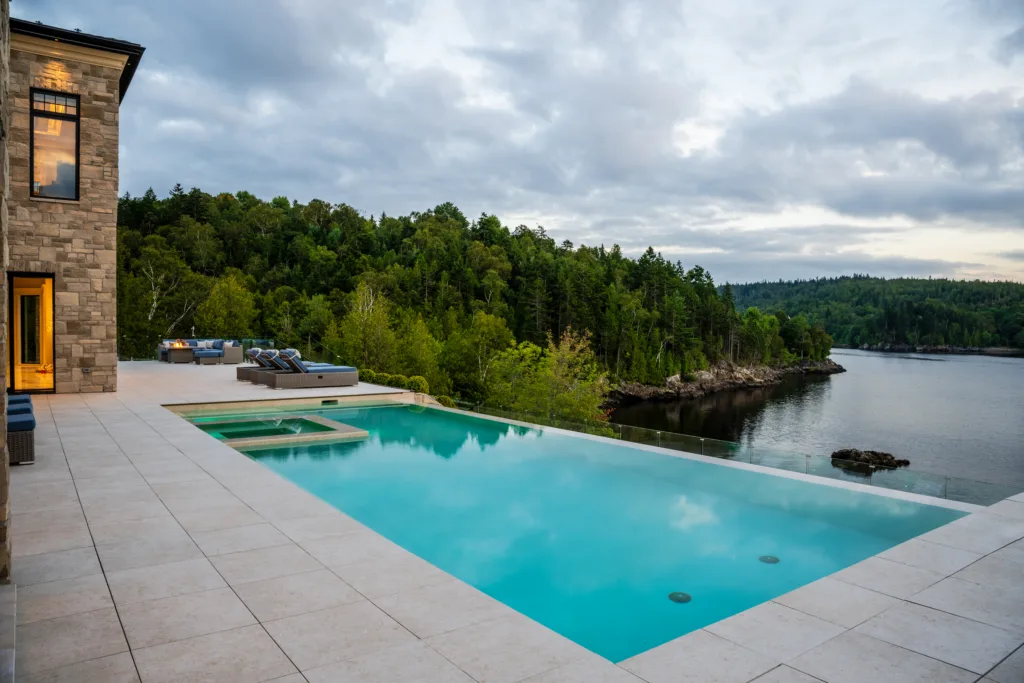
top-left (8, 411), bottom-right (36, 465)
top-left (265, 350), bottom-right (358, 389)
top-left (251, 349), bottom-right (333, 385)
top-left (236, 347), bottom-right (268, 381)
top-left (167, 346), bottom-right (194, 363)
top-left (8, 395), bottom-right (32, 405)
top-left (7, 403), bottom-right (33, 416)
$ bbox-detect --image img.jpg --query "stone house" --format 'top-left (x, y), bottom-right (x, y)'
top-left (4, 17), bottom-right (143, 395)
top-left (0, 12), bottom-right (143, 582)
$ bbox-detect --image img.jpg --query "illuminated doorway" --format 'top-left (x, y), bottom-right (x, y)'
top-left (7, 273), bottom-right (55, 393)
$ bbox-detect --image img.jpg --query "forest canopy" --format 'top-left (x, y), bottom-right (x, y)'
top-left (117, 186), bottom-right (833, 413)
top-left (732, 276), bottom-right (1024, 349)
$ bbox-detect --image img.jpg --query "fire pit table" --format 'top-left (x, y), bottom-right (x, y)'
top-left (167, 346), bottom-right (194, 363)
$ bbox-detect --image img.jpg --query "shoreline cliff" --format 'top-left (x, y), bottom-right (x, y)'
top-left (606, 358), bottom-right (846, 407)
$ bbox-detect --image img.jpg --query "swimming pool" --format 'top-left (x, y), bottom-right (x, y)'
top-left (194, 403), bottom-right (965, 661)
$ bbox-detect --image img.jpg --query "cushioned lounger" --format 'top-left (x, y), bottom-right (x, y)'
top-left (236, 348), bottom-right (267, 381)
top-left (253, 349), bottom-right (333, 385)
top-left (265, 351), bottom-right (358, 389)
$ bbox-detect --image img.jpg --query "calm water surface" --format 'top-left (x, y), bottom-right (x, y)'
top-left (611, 350), bottom-right (1024, 491)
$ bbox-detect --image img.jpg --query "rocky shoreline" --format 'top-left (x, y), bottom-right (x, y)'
top-left (606, 358), bottom-right (846, 407)
top-left (844, 343), bottom-right (1023, 357)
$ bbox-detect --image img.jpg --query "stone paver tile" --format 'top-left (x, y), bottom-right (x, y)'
top-left (375, 579), bottom-right (510, 638)
top-left (137, 462), bottom-right (211, 485)
top-left (12, 546), bottom-right (102, 586)
top-left (774, 577), bottom-right (900, 628)
top-left (987, 644), bottom-right (1024, 683)
top-left (331, 552), bottom-right (452, 599)
top-left (9, 480), bottom-right (79, 514)
top-left (522, 655), bottom-right (645, 682)
top-left (911, 577), bottom-right (1024, 634)
top-left (919, 513), bottom-right (1024, 556)
top-left (706, 602), bottom-right (844, 661)
top-left (206, 541), bottom-right (322, 586)
top-left (991, 539), bottom-right (1024, 565)
top-left (987, 500), bottom-right (1024, 520)
top-left (427, 612), bottom-right (588, 683)
top-left (172, 503), bottom-right (265, 533)
top-left (304, 640), bottom-right (474, 683)
top-left (750, 665), bottom-right (825, 682)
top-left (10, 507), bottom-right (86, 536)
top-left (790, 630), bottom-right (978, 683)
top-left (192, 522), bottom-right (292, 556)
top-left (76, 483), bottom-right (161, 504)
top-left (234, 568), bottom-right (362, 621)
top-left (17, 574), bottom-right (113, 625)
top-left (17, 652), bottom-right (140, 683)
top-left (265, 600), bottom-right (417, 671)
top-left (272, 514), bottom-right (365, 543)
top-left (133, 624), bottom-right (297, 683)
top-left (12, 523), bottom-right (93, 558)
top-left (265, 676), bottom-right (308, 683)
top-left (833, 556), bottom-right (944, 599)
top-left (15, 607), bottom-right (129, 677)
top-left (620, 629), bottom-right (777, 683)
top-left (67, 463), bottom-right (141, 482)
top-left (107, 557), bottom-right (226, 605)
top-left (953, 555), bottom-right (1024, 592)
top-left (878, 538), bottom-right (982, 576)
top-left (857, 602), bottom-right (1022, 674)
top-left (81, 498), bottom-right (172, 524)
top-left (118, 586), bottom-right (256, 649)
top-left (300, 532), bottom-right (406, 569)
top-left (88, 515), bottom-right (185, 546)
top-left (96, 529), bottom-right (203, 572)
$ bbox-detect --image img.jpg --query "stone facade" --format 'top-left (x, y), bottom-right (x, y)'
top-left (6, 37), bottom-right (121, 393)
top-left (0, 0), bottom-right (10, 583)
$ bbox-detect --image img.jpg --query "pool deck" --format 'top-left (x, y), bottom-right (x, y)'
top-left (9, 361), bottom-right (1024, 682)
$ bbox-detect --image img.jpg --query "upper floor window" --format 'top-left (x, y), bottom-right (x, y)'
top-left (30, 90), bottom-right (80, 200)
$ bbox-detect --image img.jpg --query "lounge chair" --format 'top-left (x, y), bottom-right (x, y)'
top-left (253, 349), bottom-right (334, 385)
top-left (236, 347), bottom-right (271, 381)
top-left (264, 350), bottom-right (358, 389)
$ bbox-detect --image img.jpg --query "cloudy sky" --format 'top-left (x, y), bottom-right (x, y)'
top-left (18, 0), bottom-right (1024, 283)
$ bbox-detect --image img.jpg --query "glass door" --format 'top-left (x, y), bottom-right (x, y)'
top-left (8, 274), bottom-right (55, 393)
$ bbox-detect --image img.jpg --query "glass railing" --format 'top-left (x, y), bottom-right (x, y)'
top-left (456, 402), bottom-right (1018, 506)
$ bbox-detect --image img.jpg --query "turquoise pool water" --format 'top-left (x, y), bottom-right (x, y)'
top-left (220, 404), bottom-right (964, 662)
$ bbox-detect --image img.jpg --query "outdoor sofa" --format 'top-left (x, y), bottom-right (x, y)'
top-left (157, 339), bottom-right (243, 364)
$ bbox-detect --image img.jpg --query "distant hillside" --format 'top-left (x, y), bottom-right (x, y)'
top-left (730, 276), bottom-right (1024, 349)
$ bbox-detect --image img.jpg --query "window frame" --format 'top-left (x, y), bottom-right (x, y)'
top-left (29, 87), bottom-right (81, 202)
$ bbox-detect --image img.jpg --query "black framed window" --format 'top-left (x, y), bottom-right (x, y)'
top-left (30, 89), bottom-right (80, 200)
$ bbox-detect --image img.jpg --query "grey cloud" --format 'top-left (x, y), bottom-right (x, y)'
top-left (15, 0), bottom-right (1024, 282)
top-left (1000, 250), bottom-right (1024, 262)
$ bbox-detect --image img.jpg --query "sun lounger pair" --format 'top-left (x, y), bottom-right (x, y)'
top-left (237, 348), bottom-right (358, 389)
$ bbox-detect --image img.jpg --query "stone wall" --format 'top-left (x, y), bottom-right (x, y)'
top-left (0, 0), bottom-right (12, 583)
top-left (6, 43), bottom-right (119, 393)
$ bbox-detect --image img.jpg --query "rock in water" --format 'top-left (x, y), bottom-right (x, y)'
top-left (830, 448), bottom-right (910, 469)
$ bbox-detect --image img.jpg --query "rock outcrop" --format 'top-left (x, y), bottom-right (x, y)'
top-left (830, 448), bottom-right (910, 469)
top-left (606, 358), bottom-right (845, 406)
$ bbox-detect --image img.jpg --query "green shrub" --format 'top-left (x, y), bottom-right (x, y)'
top-left (375, 373), bottom-right (392, 386)
top-left (389, 374), bottom-right (409, 389)
top-left (360, 368), bottom-right (377, 383)
top-left (683, 372), bottom-right (697, 382)
top-left (434, 395), bottom-right (456, 408)
top-left (405, 376), bottom-right (429, 393)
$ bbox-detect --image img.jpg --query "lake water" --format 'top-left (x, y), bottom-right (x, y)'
top-left (610, 349), bottom-right (1024, 492)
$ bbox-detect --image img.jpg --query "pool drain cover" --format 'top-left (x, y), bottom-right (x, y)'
top-left (668, 592), bottom-right (692, 603)
top-left (759, 555), bottom-right (780, 564)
